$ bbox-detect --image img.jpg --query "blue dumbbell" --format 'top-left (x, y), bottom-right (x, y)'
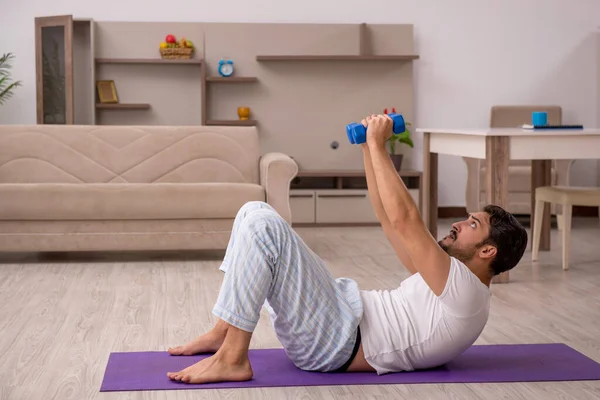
top-left (346, 113), bottom-right (406, 144)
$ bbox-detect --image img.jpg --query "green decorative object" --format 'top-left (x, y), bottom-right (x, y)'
top-left (387, 121), bottom-right (413, 171)
top-left (0, 53), bottom-right (22, 106)
top-left (387, 121), bottom-right (414, 153)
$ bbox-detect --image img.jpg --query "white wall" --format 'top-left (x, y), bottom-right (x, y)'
top-left (1, 0), bottom-right (599, 206)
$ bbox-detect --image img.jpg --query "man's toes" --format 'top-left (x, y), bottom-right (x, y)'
top-left (168, 371), bottom-right (185, 381)
top-left (168, 346), bottom-right (184, 355)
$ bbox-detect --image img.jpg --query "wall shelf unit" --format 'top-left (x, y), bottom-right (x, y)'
top-left (92, 55), bottom-right (204, 125)
top-left (206, 119), bottom-right (257, 126)
top-left (204, 76), bottom-right (259, 125)
top-left (256, 55), bottom-right (419, 61)
top-left (206, 77), bottom-right (258, 83)
top-left (290, 169), bottom-right (422, 225)
top-left (95, 58), bottom-right (203, 65)
top-left (95, 103), bottom-right (150, 109)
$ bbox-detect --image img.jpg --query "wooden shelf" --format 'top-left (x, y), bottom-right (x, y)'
top-left (96, 103), bottom-right (151, 110)
top-left (206, 119), bottom-right (257, 126)
top-left (95, 58), bottom-right (203, 65)
top-left (256, 55), bottom-right (419, 61)
top-left (206, 77), bottom-right (258, 83)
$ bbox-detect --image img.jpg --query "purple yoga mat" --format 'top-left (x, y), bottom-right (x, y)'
top-left (100, 343), bottom-right (600, 392)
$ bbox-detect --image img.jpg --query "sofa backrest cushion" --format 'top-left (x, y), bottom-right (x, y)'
top-left (0, 125), bottom-right (260, 184)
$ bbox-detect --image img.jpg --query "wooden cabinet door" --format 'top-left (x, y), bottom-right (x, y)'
top-left (35, 15), bottom-right (74, 124)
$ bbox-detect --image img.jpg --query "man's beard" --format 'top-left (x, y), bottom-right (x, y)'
top-left (438, 228), bottom-right (457, 254)
top-left (438, 230), bottom-right (477, 264)
top-left (439, 241), bottom-right (477, 264)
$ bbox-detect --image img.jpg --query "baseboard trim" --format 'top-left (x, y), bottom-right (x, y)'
top-left (292, 222), bottom-right (380, 227)
top-left (438, 207), bottom-right (468, 219)
top-left (438, 206), bottom-right (599, 218)
top-left (573, 205), bottom-right (600, 217)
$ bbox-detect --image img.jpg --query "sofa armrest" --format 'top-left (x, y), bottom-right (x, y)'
top-left (260, 152), bottom-right (298, 224)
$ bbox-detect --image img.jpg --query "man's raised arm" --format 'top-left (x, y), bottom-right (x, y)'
top-left (361, 121), bottom-right (417, 275)
top-left (365, 114), bottom-right (451, 296)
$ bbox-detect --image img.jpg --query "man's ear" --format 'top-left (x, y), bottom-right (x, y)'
top-left (478, 245), bottom-right (497, 260)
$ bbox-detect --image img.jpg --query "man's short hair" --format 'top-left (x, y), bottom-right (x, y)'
top-left (481, 205), bottom-right (528, 276)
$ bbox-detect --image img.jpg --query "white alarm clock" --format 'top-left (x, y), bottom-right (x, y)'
top-left (218, 58), bottom-right (234, 77)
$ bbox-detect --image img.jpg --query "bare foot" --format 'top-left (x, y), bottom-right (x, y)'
top-left (168, 329), bottom-right (226, 356)
top-left (167, 352), bottom-right (253, 384)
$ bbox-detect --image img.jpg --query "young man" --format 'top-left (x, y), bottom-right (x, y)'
top-left (166, 114), bottom-right (528, 383)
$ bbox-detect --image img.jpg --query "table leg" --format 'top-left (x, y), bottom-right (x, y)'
top-left (422, 132), bottom-right (438, 238)
top-left (531, 160), bottom-right (552, 251)
top-left (486, 136), bottom-right (510, 283)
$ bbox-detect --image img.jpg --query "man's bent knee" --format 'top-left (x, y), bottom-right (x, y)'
top-left (241, 208), bottom-right (288, 239)
top-left (237, 201), bottom-right (276, 218)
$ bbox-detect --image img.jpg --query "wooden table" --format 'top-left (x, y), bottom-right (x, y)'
top-left (417, 127), bottom-right (600, 283)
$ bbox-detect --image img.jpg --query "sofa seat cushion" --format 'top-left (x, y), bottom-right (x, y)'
top-left (0, 183), bottom-right (265, 221)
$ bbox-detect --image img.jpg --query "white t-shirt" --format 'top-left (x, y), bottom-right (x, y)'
top-left (358, 256), bottom-right (491, 374)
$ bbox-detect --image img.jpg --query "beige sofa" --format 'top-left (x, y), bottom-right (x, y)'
top-left (0, 125), bottom-right (298, 252)
top-left (463, 105), bottom-right (573, 216)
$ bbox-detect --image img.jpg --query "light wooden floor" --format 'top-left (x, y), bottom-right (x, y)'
top-left (1, 218), bottom-right (599, 400)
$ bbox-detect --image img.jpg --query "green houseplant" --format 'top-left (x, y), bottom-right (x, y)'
top-left (0, 53), bottom-right (22, 105)
top-left (387, 121), bottom-right (414, 171)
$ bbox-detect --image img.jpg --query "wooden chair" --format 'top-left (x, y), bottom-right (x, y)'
top-left (532, 186), bottom-right (600, 270)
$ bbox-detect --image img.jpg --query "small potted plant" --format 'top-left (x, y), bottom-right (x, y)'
top-left (0, 53), bottom-right (22, 105)
top-left (385, 108), bottom-right (414, 171)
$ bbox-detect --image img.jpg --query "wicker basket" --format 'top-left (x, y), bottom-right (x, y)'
top-left (159, 47), bottom-right (194, 59)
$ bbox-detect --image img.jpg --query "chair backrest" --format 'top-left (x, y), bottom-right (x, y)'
top-left (490, 105), bottom-right (562, 166)
top-left (490, 105), bottom-right (562, 127)
top-left (0, 125), bottom-right (261, 184)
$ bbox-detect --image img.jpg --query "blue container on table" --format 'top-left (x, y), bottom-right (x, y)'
top-left (532, 111), bottom-right (548, 126)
